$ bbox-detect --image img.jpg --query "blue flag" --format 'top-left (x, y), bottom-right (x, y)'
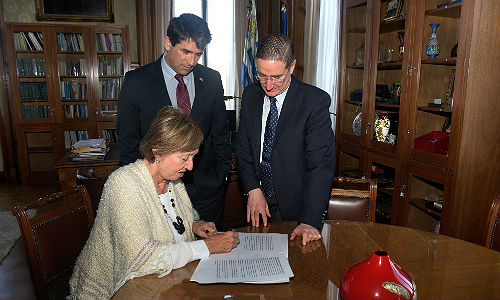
top-left (241, 0), bottom-right (259, 89)
top-left (281, 2), bottom-right (288, 36)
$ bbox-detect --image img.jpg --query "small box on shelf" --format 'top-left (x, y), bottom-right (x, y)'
top-left (414, 131), bottom-right (450, 155)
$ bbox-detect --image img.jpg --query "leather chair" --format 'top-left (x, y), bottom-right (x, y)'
top-left (11, 185), bottom-right (94, 300)
top-left (328, 177), bottom-right (377, 222)
top-left (76, 167), bottom-right (108, 217)
top-left (484, 196), bottom-right (500, 251)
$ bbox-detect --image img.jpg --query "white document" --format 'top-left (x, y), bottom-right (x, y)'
top-left (191, 233), bottom-right (294, 284)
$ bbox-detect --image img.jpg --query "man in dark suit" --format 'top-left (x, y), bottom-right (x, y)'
top-left (117, 13), bottom-right (232, 228)
top-left (235, 33), bottom-right (335, 244)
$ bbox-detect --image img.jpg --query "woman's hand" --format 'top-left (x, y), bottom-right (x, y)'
top-left (204, 231), bottom-right (240, 254)
top-left (192, 221), bottom-right (217, 238)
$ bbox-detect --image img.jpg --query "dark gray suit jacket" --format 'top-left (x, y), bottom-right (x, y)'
top-left (235, 76), bottom-right (335, 229)
top-left (117, 57), bottom-right (232, 222)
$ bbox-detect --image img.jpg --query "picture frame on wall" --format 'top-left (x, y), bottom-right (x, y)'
top-left (384, 0), bottom-right (404, 21)
top-left (35, 0), bottom-right (114, 22)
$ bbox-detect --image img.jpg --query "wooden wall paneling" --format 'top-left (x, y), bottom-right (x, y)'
top-left (0, 2), bottom-right (17, 181)
top-left (135, 0), bottom-right (154, 66)
top-left (448, 0), bottom-right (500, 245)
top-left (256, 0), bottom-right (273, 39)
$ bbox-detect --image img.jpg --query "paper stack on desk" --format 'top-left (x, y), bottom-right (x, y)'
top-left (191, 233), bottom-right (294, 284)
top-left (70, 138), bottom-right (108, 161)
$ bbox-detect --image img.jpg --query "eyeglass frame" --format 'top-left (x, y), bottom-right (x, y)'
top-left (255, 69), bottom-right (290, 85)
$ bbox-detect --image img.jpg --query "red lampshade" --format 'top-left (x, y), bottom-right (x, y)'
top-left (341, 250), bottom-right (416, 300)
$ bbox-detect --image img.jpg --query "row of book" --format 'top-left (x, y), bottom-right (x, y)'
top-left (56, 33), bottom-right (84, 52)
top-left (63, 104), bottom-right (89, 118)
top-left (16, 57), bottom-right (46, 76)
top-left (99, 78), bottom-right (122, 99)
top-left (101, 105), bottom-right (117, 117)
top-left (60, 81), bottom-right (87, 100)
top-left (96, 33), bottom-right (123, 52)
top-left (14, 32), bottom-right (44, 51)
top-left (64, 130), bottom-right (89, 149)
top-left (98, 56), bottom-right (123, 76)
top-left (19, 82), bottom-right (48, 100)
top-left (58, 60), bottom-right (87, 76)
top-left (102, 129), bottom-right (118, 143)
top-left (21, 104), bottom-right (50, 119)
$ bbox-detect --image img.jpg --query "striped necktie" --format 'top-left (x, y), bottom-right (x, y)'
top-left (174, 74), bottom-right (191, 115)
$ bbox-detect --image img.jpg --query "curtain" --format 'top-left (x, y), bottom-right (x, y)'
top-left (303, 0), bottom-right (320, 85)
top-left (152, 0), bottom-right (171, 60)
top-left (315, 0), bottom-right (341, 133)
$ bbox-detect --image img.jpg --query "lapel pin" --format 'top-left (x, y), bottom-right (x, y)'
top-left (199, 77), bottom-right (203, 82)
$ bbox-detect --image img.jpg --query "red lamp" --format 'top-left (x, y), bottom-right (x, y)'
top-left (341, 250), bottom-right (416, 299)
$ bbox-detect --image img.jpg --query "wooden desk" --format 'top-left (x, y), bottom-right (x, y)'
top-left (111, 221), bottom-right (500, 299)
top-left (54, 145), bottom-right (120, 192)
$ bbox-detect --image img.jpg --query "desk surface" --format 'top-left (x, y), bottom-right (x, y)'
top-left (55, 144), bottom-right (120, 169)
top-left (112, 221), bottom-right (500, 300)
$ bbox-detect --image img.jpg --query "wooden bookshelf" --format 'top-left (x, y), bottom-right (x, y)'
top-left (4, 23), bottom-right (130, 184)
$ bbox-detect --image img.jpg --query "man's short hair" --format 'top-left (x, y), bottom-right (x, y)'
top-left (256, 33), bottom-right (295, 68)
top-left (167, 13), bottom-right (212, 50)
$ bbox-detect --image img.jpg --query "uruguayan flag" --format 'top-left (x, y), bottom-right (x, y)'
top-left (241, 0), bottom-right (259, 89)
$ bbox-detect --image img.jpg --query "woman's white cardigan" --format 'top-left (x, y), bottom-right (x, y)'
top-left (69, 159), bottom-right (198, 299)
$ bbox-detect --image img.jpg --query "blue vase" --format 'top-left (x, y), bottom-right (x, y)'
top-left (426, 24), bottom-right (440, 59)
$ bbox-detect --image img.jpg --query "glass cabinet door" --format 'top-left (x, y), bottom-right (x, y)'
top-left (412, 1), bottom-right (461, 165)
top-left (369, 0), bottom-right (407, 154)
top-left (367, 154), bottom-right (402, 225)
top-left (337, 143), bottom-right (364, 178)
top-left (338, 1), bottom-right (368, 143)
top-left (95, 29), bottom-right (126, 121)
top-left (405, 166), bottom-right (451, 234)
top-left (55, 29), bottom-right (92, 123)
top-left (13, 29), bottom-right (52, 123)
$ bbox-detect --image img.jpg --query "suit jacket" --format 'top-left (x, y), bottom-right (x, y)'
top-left (235, 76), bottom-right (335, 229)
top-left (117, 57), bottom-right (232, 212)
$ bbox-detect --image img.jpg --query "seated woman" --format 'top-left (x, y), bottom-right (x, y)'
top-left (69, 107), bottom-right (239, 299)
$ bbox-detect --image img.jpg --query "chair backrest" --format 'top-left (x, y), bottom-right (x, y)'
top-left (11, 185), bottom-right (94, 300)
top-left (485, 196), bottom-right (500, 251)
top-left (76, 167), bottom-right (107, 217)
top-left (328, 177), bottom-right (377, 222)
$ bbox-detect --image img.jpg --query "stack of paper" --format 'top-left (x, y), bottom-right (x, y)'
top-left (70, 138), bottom-right (108, 161)
top-left (191, 233), bottom-right (294, 284)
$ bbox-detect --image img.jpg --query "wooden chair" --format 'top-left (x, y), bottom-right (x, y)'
top-left (76, 167), bottom-right (108, 217)
top-left (11, 185), bottom-right (94, 300)
top-left (328, 177), bottom-right (377, 222)
top-left (484, 196), bottom-right (500, 251)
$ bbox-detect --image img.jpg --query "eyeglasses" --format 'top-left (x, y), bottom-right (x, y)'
top-left (256, 70), bottom-right (289, 85)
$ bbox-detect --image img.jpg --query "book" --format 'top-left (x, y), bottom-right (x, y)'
top-left (71, 138), bottom-right (106, 153)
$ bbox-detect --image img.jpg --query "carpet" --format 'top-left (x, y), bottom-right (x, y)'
top-left (0, 209), bottom-right (36, 264)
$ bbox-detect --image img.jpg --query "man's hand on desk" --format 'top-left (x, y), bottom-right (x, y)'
top-left (289, 238), bottom-right (323, 254)
top-left (247, 188), bottom-right (270, 227)
top-left (203, 231), bottom-right (240, 254)
top-left (192, 221), bottom-right (217, 238)
top-left (290, 223), bottom-right (322, 245)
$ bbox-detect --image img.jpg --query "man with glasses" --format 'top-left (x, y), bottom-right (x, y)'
top-left (236, 33), bottom-right (335, 245)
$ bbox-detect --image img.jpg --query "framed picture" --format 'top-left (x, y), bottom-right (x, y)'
top-left (35, 0), bottom-right (114, 22)
top-left (384, 0), bottom-right (404, 21)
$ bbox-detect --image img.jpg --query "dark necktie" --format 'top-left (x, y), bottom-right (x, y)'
top-left (174, 74), bottom-right (191, 115)
top-left (260, 97), bottom-right (278, 197)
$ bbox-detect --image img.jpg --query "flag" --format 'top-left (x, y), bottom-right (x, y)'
top-left (281, 2), bottom-right (288, 36)
top-left (241, 0), bottom-right (259, 89)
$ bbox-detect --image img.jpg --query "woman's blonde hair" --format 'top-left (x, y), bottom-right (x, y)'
top-left (140, 106), bottom-right (203, 162)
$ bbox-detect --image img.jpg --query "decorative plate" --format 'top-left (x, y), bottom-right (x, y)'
top-left (353, 112), bottom-right (379, 136)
